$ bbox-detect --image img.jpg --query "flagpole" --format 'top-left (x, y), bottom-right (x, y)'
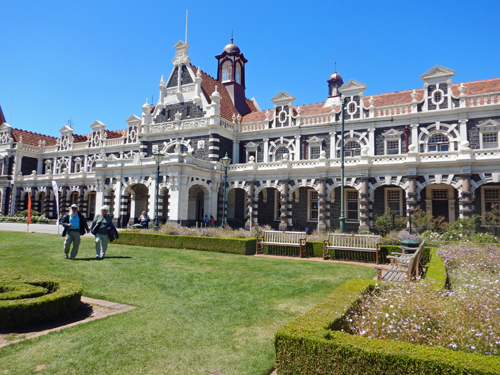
top-left (27, 184), bottom-right (31, 232)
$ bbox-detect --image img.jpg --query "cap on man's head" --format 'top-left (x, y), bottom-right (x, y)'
top-left (101, 205), bottom-right (110, 212)
top-left (71, 204), bottom-right (78, 208)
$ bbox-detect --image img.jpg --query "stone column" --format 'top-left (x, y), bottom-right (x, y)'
top-left (263, 138), bottom-right (269, 163)
top-left (60, 186), bottom-right (68, 217)
top-left (103, 192), bottom-right (113, 217)
top-left (358, 178), bottom-right (370, 231)
top-left (278, 180), bottom-right (289, 231)
top-left (245, 181), bottom-right (254, 230)
top-left (15, 187), bottom-right (23, 213)
top-left (318, 179), bottom-right (327, 231)
top-left (459, 174), bottom-right (473, 219)
top-left (406, 176), bottom-right (418, 214)
top-left (119, 191), bottom-right (129, 228)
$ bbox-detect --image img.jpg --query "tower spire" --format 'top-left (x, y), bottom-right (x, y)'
top-left (231, 29), bottom-right (233, 44)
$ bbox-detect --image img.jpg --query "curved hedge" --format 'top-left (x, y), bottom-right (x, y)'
top-left (0, 269), bottom-right (83, 330)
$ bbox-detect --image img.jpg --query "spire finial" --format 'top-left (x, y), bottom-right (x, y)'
top-left (231, 29), bottom-right (233, 44)
top-left (335, 60), bottom-right (337, 72)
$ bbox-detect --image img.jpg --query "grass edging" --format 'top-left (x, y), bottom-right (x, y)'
top-left (115, 231), bottom-right (256, 255)
top-left (274, 257), bottom-right (500, 374)
top-left (0, 269), bottom-right (83, 330)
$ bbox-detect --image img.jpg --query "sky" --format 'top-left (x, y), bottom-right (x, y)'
top-left (1, 0), bottom-right (499, 137)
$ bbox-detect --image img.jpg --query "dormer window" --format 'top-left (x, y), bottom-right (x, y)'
top-left (387, 140), bottom-right (400, 155)
top-left (433, 91), bottom-right (443, 104)
top-left (306, 136), bottom-right (323, 159)
top-left (428, 134), bottom-right (449, 152)
top-left (348, 102), bottom-right (356, 114)
top-left (222, 61), bottom-right (232, 82)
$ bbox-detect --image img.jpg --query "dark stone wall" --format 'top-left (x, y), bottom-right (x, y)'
top-left (181, 65), bottom-right (193, 85)
top-left (258, 188), bottom-right (279, 229)
top-left (427, 85), bottom-right (437, 111)
top-left (234, 188), bottom-right (246, 224)
top-left (302, 133), bottom-right (329, 159)
top-left (21, 156), bottom-right (37, 176)
top-left (190, 136), bottom-right (211, 160)
top-left (468, 116), bottom-right (500, 150)
top-left (167, 67), bottom-right (178, 88)
top-left (218, 135), bottom-right (233, 161)
top-left (291, 187), bottom-right (311, 230)
top-left (371, 186), bottom-right (407, 219)
top-left (328, 187), bottom-right (359, 232)
top-left (154, 102), bottom-right (205, 123)
top-left (374, 125), bottom-right (409, 155)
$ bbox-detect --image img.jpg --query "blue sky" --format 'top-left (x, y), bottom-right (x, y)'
top-left (1, 0), bottom-right (499, 137)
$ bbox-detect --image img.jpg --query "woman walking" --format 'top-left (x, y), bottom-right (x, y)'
top-left (91, 205), bottom-right (113, 260)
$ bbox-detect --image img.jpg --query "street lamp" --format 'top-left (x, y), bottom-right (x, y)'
top-left (221, 152), bottom-right (231, 228)
top-left (339, 96), bottom-right (346, 233)
top-left (154, 151), bottom-right (164, 231)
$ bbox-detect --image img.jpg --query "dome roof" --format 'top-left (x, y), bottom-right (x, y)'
top-left (223, 43), bottom-right (240, 54)
top-left (328, 72), bottom-right (343, 83)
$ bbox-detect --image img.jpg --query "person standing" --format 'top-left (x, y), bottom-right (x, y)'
top-left (203, 215), bottom-right (209, 227)
top-left (138, 211), bottom-right (150, 229)
top-left (91, 206), bottom-right (113, 260)
top-left (209, 215), bottom-right (215, 228)
top-left (61, 204), bottom-right (90, 260)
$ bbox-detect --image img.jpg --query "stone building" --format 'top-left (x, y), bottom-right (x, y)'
top-left (1, 39), bottom-right (500, 232)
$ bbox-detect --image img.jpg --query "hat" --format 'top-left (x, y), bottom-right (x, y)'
top-left (71, 204), bottom-right (78, 208)
top-left (101, 205), bottom-right (109, 212)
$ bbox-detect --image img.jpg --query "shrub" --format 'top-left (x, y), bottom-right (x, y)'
top-left (0, 269), bottom-right (82, 330)
top-left (373, 209), bottom-right (407, 236)
top-left (411, 209), bottom-right (448, 234)
top-left (115, 232), bottom-right (256, 255)
top-left (18, 209), bottom-right (41, 217)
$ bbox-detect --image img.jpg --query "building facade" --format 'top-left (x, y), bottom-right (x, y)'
top-left (1, 40), bottom-right (500, 231)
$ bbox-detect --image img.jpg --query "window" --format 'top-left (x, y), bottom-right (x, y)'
top-left (428, 134), bottom-right (449, 152)
top-left (348, 102), bottom-right (356, 114)
top-left (279, 111), bottom-right (287, 123)
top-left (386, 140), bottom-right (399, 155)
top-left (222, 61), bottom-right (232, 82)
top-left (235, 64), bottom-right (241, 84)
top-left (167, 144), bottom-right (187, 153)
top-left (275, 146), bottom-right (288, 161)
top-left (433, 91), bottom-right (442, 103)
top-left (346, 190), bottom-right (359, 221)
top-left (344, 141), bottom-right (361, 157)
top-left (308, 190), bottom-right (319, 221)
top-left (484, 188), bottom-right (500, 213)
top-left (386, 189), bottom-right (402, 215)
top-left (483, 133), bottom-right (498, 149)
top-left (432, 189), bottom-right (448, 200)
top-left (310, 146), bottom-right (320, 159)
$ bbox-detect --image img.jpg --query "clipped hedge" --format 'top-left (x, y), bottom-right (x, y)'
top-left (0, 269), bottom-right (82, 330)
top-left (275, 277), bottom-right (500, 374)
top-left (425, 247), bottom-right (447, 290)
top-left (115, 232), bottom-right (257, 255)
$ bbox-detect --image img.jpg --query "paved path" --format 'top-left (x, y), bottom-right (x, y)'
top-left (0, 222), bottom-right (61, 234)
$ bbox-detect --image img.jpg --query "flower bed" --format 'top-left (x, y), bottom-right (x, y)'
top-left (274, 248), bottom-right (500, 374)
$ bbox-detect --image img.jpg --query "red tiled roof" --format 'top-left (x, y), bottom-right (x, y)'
top-left (105, 129), bottom-right (125, 139)
top-left (451, 78), bottom-right (500, 96)
top-left (192, 65), bottom-right (258, 121)
top-left (363, 89), bottom-right (425, 108)
top-left (11, 128), bottom-right (58, 146)
top-left (73, 134), bottom-right (89, 143)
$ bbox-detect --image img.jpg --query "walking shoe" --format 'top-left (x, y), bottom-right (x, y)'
top-left (64, 254), bottom-right (68, 259)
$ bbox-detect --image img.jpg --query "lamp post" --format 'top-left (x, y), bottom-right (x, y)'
top-left (340, 96), bottom-right (346, 233)
top-left (154, 151), bottom-right (164, 231)
top-left (221, 152), bottom-right (231, 228)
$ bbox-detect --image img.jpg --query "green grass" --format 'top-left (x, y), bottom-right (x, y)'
top-left (0, 231), bottom-right (376, 375)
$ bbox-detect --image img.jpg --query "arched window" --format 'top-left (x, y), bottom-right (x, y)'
top-left (275, 146), bottom-right (288, 161)
top-left (344, 141), bottom-right (361, 157)
top-left (222, 61), bottom-right (232, 82)
top-left (235, 64), bottom-right (241, 84)
top-left (428, 134), bottom-right (449, 152)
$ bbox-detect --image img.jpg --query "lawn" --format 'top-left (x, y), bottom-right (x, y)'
top-left (0, 231), bottom-right (376, 375)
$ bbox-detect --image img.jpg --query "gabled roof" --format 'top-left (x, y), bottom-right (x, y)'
top-left (0, 105), bottom-right (6, 125)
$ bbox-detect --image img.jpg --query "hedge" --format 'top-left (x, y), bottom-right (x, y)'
top-left (275, 277), bottom-right (500, 374)
top-left (0, 269), bottom-right (83, 330)
top-left (115, 232), bottom-right (257, 255)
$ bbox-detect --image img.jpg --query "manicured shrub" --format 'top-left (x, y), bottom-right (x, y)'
top-left (0, 269), bottom-right (82, 330)
top-left (115, 232), bottom-right (256, 255)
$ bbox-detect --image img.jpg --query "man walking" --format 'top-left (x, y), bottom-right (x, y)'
top-left (61, 204), bottom-right (90, 260)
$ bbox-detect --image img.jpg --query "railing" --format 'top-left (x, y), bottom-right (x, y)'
top-left (16, 144), bottom-right (40, 152)
top-left (420, 151), bottom-right (460, 161)
top-left (300, 114), bottom-right (332, 126)
top-left (220, 118), bottom-right (234, 130)
top-left (375, 104), bottom-right (413, 117)
top-left (240, 122), bottom-right (267, 132)
top-left (466, 93), bottom-right (500, 107)
top-left (103, 138), bottom-right (124, 147)
top-left (474, 149), bottom-right (500, 159)
top-left (72, 142), bottom-right (89, 150)
top-left (371, 154), bottom-right (408, 164)
top-left (190, 158), bottom-right (214, 170)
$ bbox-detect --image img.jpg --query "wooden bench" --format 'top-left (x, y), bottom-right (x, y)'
top-left (373, 241), bottom-right (425, 281)
top-left (256, 230), bottom-right (307, 257)
top-left (387, 240), bottom-right (426, 278)
top-left (322, 233), bottom-right (381, 263)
